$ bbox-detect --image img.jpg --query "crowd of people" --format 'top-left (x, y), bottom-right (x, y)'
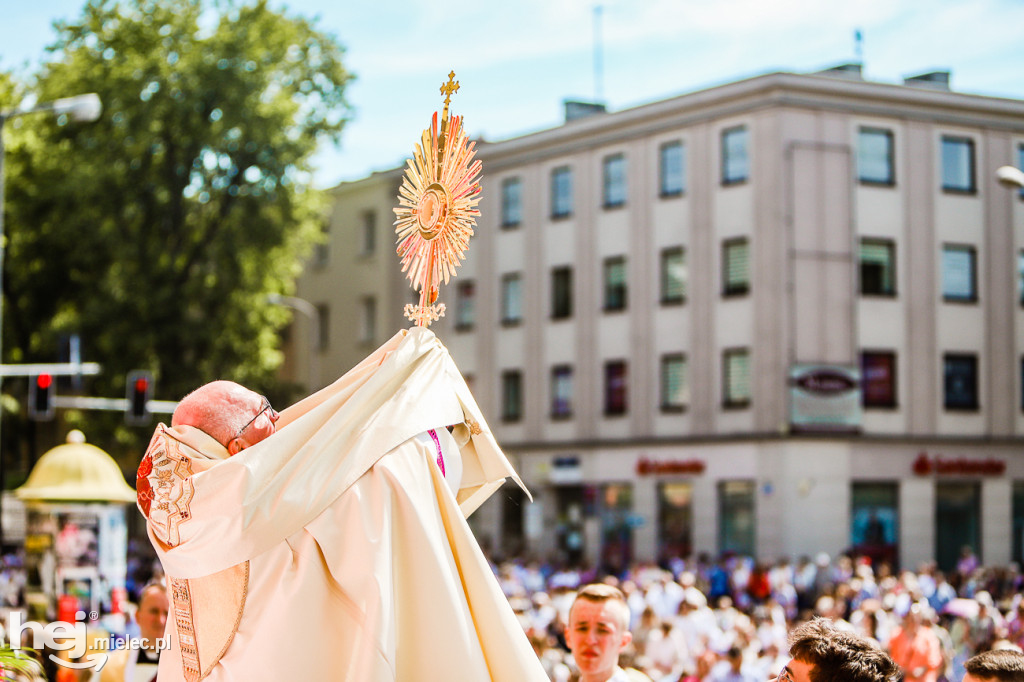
top-left (493, 550), bottom-right (1024, 682)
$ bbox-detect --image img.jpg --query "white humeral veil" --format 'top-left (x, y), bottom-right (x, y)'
top-left (138, 327), bottom-right (548, 681)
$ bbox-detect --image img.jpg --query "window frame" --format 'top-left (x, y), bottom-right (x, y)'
top-left (313, 220), bottom-right (330, 268)
top-left (941, 243), bottom-right (978, 304)
top-left (454, 280), bottom-right (476, 331)
top-left (861, 350), bottom-right (898, 409)
top-left (722, 237), bottom-right (750, 297)
top-left (940, 135), bottom-right (977, 194)
top-left (603, 256), bottom-right (628, 312)
top-left (501, 176), bottom-right (522, 229)
top-left (551, 266), bottom-right (573, 320)
top-left (501, 370), bottom-right (523, 422)
top-left (660, 246), bottom-right (686, 305)
top-left (1018, 250), bottom-right (1024, 307)
top-left (550, 165), bottom-right (573, 219)
top-left (723, 347), bottom-right (751, 409)
top-left (660, 353), bottom-right (688, 413)
top-left (602, 153), bottom-right (627, 209)
top-left (1017, 143), bottom-right (1024, 199)
top-left (500, 272), bottom-right (523, 326)
top-left (550, 364), bottom-right (574, 419)
top-left (943, 353), bottom-right (979, 411)
top-left (604, 359), bottom-right (628, 416)
top-left (721, 125), bottom-right (749, 186)
top-left (859, 238), bottom-right (897, 297)
top-left (315, 303), bottom-right (330, 352)
top-left (857, 127), bottom-right (895, 186)
top-left (359, 296), bottom-right (376, 345)
top-left (1020, 356), bottom-right (1024, 412)
top-left (359, 210), bottom-right (377, 256)
top-left (659, 140), bottom-right (685, 198)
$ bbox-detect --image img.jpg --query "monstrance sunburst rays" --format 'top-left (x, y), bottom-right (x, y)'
top-left (394, 71), bottom-right (482, 327)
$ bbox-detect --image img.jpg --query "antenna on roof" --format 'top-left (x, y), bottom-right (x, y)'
top-left (593, 4), bottom-right (604, 103)
top-left (854, 28), bottom-right (864, 64)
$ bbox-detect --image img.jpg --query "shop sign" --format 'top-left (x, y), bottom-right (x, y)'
top-left (636, 457), bottom-right (705, 476)
top-left (788, 364), bottom-right (861, 432)
top-left (912, 452), bottom-right (1006, 476)
top-left (549, 455), bottom-right (582, 484)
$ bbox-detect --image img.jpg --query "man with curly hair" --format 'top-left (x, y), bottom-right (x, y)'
top-left (774, 618), bottom-right (902, 682)
top-left (962, 648), bottom-right (1024, 682)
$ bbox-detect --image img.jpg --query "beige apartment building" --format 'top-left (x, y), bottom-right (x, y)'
top-left (286, 64), bottom-right (1024, 572)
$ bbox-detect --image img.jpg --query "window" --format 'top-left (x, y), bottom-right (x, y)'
top-left (660, 354), bottom-right (688, 412)
top-left (660, 247), bottom-right (686, 304)
top-left (551, 166), bottom-right (573, 219)
top-left (941, 136), bottom-right (976, 193)
top-left (360, 210), bottom-right (376, 255)
top-left (860, 239), bottom-right (896, 296)
top-left (501, 370), bottom-right (523, 422)
top-left (501, 273), bottom-right (522, 325)
top-left (313, 221), bottom-right (330, 267)
top-left (602, 153), bottom-right (626, 208)
top-left (551, 365), bottom-right (573, 419)
top-left (315, 303), bottom-right (329, 351)
top-left (1021, 357), bottom-right (1024, 411)
top-left (942, 244), bottom-right (977, 302)
top-left (455, 280), bottom-right (475, 330)
top-left (659, 141), bottom-right (685, 197)
top-left (603, 256), bottom-right (627, 311)
top-left (658, 483), bottom-right (693, 560)
top-left (861, 351), bottom-right (897, 408)
top-left (858, 128), bottom-right (895, 185)
top-left (551, 267), bottom-right (573, 319)
top-left (501, 177), bottom-right (522, 228)
top-left (604, 360), bottom-right (628, 416)
top-left (721, 126), bottom-right (749, 185)
top-left (1018, 144), bottom-right (1024, 199)
top-left (850, 483), bottom-right (899, 568)
top-left (722, 238), bottom-right (750, 296)
top-left (935, 482), bottom-right (980, 572)
top-left (1018, 250), bottom-right (1024, 305)
top-left (723, 348), bottom-right (751, 408)
top-left (718, 480), bottom-right (755, 557)
top-left (359, 297), bottom-right (376, 344)
top-left (944, 353), bottom-right (978, 410)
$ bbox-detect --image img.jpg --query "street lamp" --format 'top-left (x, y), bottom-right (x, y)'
top-left (996, 165), bottom-right (1024, 190)
top-left (0, 93), bottom-right (102, 549)
top-left (267, 293), bottom-right (321, 392)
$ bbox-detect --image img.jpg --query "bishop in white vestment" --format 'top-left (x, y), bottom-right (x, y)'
top-left (137, 327), bottom-right (549, 681)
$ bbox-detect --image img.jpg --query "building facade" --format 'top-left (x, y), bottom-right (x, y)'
top-left (287, 65), bottom-right (1024, 572)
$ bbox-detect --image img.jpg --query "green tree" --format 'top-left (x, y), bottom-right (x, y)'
top-left (2, 0), bottom-right (351, 461)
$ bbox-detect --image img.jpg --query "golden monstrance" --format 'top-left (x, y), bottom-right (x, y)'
top-left (393, 71), bottom-right (482, 328)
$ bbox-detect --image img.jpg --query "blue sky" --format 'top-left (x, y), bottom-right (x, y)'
top-left (2, 0), bottom-right (1023, 188)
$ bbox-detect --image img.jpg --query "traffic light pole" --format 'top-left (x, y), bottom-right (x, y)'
top-left (52, 395), bottom-right (177, 414)
top-left (0, 362), bottom-right (102, 377)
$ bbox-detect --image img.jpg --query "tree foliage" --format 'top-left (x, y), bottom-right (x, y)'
top-left (2, 0), bottom-right (351, 458)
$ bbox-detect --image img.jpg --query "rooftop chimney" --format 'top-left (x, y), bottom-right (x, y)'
top-left (903, 70), bottom-right (951, 91)
top-left (814, 62), bottom-right (864, 80)
top-left (564, 99), bottom-right (607, 123)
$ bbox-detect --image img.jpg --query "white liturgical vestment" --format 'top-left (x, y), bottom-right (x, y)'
top-left (137, 327), bottom-right (548, 681)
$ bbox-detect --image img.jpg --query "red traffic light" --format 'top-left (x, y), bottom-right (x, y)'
top-left (126, 370), bottom-right (154, 425)
top-left (29, 374), bottom-right (56, 420)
